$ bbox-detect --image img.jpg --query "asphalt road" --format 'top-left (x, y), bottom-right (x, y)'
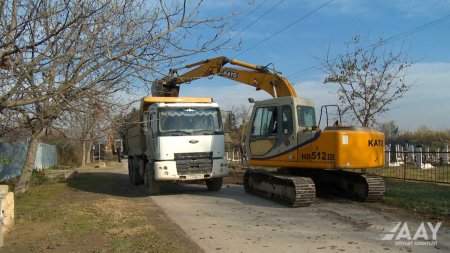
top-left (151, 183), bottom-right (450, 253)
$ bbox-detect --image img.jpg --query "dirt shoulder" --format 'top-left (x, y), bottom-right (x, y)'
top-left (3, 162), bottom-right (204, 253)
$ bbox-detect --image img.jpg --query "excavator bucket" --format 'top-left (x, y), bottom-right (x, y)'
top-left (151, 80), bottom-right (179, 97)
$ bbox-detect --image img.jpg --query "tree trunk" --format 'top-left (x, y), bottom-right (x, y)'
top-left (14, 130), bottom-right (43, 194)
top-left (86, 141), bottom-right (92, 164)
top-left (81, 139), bottom-right (87, 167)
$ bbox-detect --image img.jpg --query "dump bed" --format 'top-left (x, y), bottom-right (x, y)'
top-left (139, 96), bottom-right (213, 112)
top-left (126, 110), bottom-right (146, 156)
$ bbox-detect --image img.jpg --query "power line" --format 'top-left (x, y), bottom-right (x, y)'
top-left (205, 0), bottom-right (284, 58)
top-left (230, 0), bottom-right (270, 29)
top-left (230, 0), bottom-right (284, 40)
top-left (287, 13), bottom-right (450, 80)
top-left (232, 0), bottom-right (335, 58)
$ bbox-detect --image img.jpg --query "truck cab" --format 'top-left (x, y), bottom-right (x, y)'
top-left (127, 97), bottom-right (228, 195)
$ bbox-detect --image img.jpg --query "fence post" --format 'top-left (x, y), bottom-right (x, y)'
top-left (416, 147), bottom-right (422, 169)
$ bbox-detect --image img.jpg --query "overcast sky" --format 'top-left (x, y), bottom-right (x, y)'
top-left (152, 0), bottom-right (450, 131)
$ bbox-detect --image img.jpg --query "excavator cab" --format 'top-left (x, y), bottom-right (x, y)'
top-left (246, 96), bottom-right (319, 164)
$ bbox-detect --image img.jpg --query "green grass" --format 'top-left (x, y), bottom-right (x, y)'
top-left (11, 173), bottom-right (181, 252)
top-left (383, 179), bottom-right (450, 220)
top-left (15, 181), bottom-right (66, 222)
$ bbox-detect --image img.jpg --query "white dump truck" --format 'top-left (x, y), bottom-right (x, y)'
top-left (126, 96), bottom-right (228, 195)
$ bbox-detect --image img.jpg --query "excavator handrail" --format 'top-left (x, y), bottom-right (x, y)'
top-left (152, 56), bottom-right (298, 98)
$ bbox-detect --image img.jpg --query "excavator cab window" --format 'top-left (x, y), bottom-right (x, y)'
top-left (251, 107), bottom-right (278, 136)
top-left (282, 105), bottom-right (293, 135)
top-left (297, 106), bottom-right (316, 128)
top-left (249, 106), bottom-right (278, 156)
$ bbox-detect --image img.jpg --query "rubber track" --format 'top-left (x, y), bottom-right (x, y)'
top-left (361, 174), bottom-right (385, 202)
top-left (244, 170), bottom-right (316, 207)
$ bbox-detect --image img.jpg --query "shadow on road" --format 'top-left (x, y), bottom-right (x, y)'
top-left (66, 170), bottom-right (354, 209)
top-left (67, 168), bottom-right (288, 208)
top-left (67, 171), bottom-right (147, 198)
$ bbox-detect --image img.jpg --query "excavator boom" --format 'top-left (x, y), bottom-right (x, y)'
top-left (152, 56), bottom-right (297, 98)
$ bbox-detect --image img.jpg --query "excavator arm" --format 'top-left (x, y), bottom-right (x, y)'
top-left (152, 56), bottom-right (297, 98)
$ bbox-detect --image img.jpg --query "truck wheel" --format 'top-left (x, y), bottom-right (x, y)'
top-left (144, 162), bottom-right (160, 195)
top-left (130, 158), bottom-right (142, 185)
top-left (206, 177), bottom-right (223, 191)
top-left (134, 158), bottom-right (144, 185)
top-left (128, 158), bottom-right (135, 184)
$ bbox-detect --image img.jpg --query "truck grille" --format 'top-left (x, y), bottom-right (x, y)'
top-left (174, 152), bottom-right (213, 175)
top-left (174, 152), bottom-right (213, 160)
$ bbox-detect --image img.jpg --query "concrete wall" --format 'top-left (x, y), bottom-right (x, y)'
top-left (0, 142), bottom-right (58, 181)
top-left (1, 185), bottom-right (14, 240)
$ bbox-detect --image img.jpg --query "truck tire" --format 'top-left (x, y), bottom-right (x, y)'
top-left (144, 162), bottom-right (160, 195)
top-left (134, 158), bottom-right (144, 185)
top-left (206, 177), bottom-right (223, 191)
top-left (128, 158), bottom-right (135, 184)
top-left (129, 157), bottom-right (142, 185)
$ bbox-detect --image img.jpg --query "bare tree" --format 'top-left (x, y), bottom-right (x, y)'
top-left (55, 95), bottom-right (130, 167)
top-left (1, 0), bottom-right (232, 193)
top-left (223, 104), bottom-right (250, 140)
top-left (323, 36), bottom-right (412, 127)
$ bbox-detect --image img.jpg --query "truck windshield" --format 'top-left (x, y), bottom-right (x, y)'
top-left (158, 107), bottom-right (223, 136)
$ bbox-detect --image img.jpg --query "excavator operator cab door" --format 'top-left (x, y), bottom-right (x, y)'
top-left (248, 105), bottom-right (279, 156)
top-left (247, 97), bottom-right (299, 162)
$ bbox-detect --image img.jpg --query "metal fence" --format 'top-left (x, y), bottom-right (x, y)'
top-left (35, 143), bottom-right (58, 169)
top-left (367, 149), bottom-right (450, 184)
top-left (0, 142), bottom-right (58, 181)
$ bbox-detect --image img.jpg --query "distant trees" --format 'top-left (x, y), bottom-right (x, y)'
top-left (1, 0), bottom-right (231, 193)
top-left (323, 36), bottom-right (412, 127)
top-left (392, 127), bottom-right (450, 150)
top-left (379, 121), bottom-right (399, 141)
top-left (223, 105), bottom-right (250, 142)
top-left (380, 122), bottom-right (450, 149)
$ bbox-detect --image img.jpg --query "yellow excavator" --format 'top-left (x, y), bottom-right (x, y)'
top-left (152, 56), bottom-right (385, 207)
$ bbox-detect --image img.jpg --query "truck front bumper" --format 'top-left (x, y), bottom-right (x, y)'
top-left (154, 158), bottom-right (228, 181)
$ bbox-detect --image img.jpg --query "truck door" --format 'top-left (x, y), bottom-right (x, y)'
top-left (146, 110), bottom-right (158, 160)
